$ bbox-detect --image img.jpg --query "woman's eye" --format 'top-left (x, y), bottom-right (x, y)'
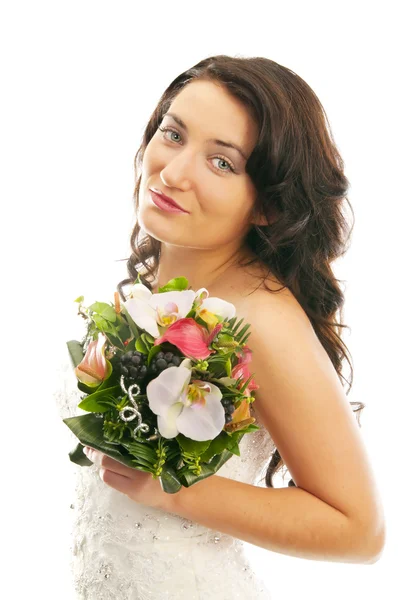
top-left (158, 126), bottom-right (236, 174)
top-left (158, 126), bottom-right (182, 144)
top-left (212, 158), bottom-right (234, 172)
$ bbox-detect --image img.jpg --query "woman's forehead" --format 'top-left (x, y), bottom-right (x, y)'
top-left (166, 80), bottom-right (258, 155)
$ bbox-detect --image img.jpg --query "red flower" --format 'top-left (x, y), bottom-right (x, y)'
top-left (154, 318), bottom-right (216, 360)
top-left (231, 345), bottom-right (259, 395)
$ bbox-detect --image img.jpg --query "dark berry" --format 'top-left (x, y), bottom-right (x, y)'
top-left (226, 404), bottom-right (236, 414)
top-left (137, 367), bottom-right (147, 380)
top-left (121, 365), bottom-right (129, 376)
top-left (164, 352), bottom-right (174, 362)
top-left (131, 355), bottom-right (141, 365)
top-left (157, 352), bottom-right (165, 360)
top-left (156, 358), bottom-right (168, 370)
top-left (225, 413), bottom-right (233, 423)
top-left (172, 356), bottom-right (181, 366)
top-left (128, 366), bottom-right (138, 378)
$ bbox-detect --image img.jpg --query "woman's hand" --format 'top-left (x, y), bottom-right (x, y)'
top-left (82, 446), bottom-right (174, 512)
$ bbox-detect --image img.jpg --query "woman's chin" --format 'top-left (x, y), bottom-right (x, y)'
top-left (137, 210), bottom-right (186, 244)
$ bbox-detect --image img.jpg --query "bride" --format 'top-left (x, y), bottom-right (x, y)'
top-left (57, 54), bottom-right (385, 599)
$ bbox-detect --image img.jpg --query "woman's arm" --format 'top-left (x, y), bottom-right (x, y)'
top-left (164, 471), bottom-right (382, 565)
top-left (164, 292), bottom-right (385, 565)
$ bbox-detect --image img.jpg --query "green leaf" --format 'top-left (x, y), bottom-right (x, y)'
top-left (115, 316), bottom-right (131, 337)
top-left (106, 333), bottom-right (125, 350)
top-left (234, 423), bottom-right (261, 434)
top-left (216, 333), bottom-right (236, 346)
top-left (159, 465), bottom-right (182, 493)
top-left (77, 385), bottom-right (120, 412)
top-left (135, 337), bottom-right (149, 354)
top-left (64, 414), bottom-right (128, 461)
top-left (180, 448), bottom-right (235, 487)
top-left (91, 314), bottom-right (108, 331)
top-left (139, 334), bottom-right (151, 352)
top-left (228, 443), bottom-right (240, 457)
top-left (97, 365), bottom-right (121, 390)
top-left (212, 376), bottom-right (237, 388)
top-left (238, 373), bottom-right (256, 395)
top-left (143, 332), bottom-right (155, 346)
top-left (225, 356), bottom-right (232, 377)
top-left (176, 434), bottom-right (211, 456)
top-left (128, 463), bottom-right (154, 474)
top-left (69, 441), bottom-right (92, 466)
top-left (199, 430), bottom-right (245, 461)
top-left (232, 317), bottom-right (244, 334)
top-left (205, 353), bottom-right (234, 378)
top-left (124, 338), bottom-right (138, 353)
top-left (63, 414), bottom-right (156, 472)
top-left (240, 332), bottom-right (252, 346)
top-left (225, 430), bottom-right (245, 447)
top-left (235, 322), bottom-right (251, 342)
top-left (121, 440), bottom-right (157, 462)
top-left (78, 397), bottom-right (115, 412)
top-left (200, 431), bottom-right (230, 462)
top-left (158, 277), bottom-right (189, 292)
top-left (88, 302), bottom-right (117, 323)
top-left (128, 457), bottom-right (155, 469)
top-left (227, 316), bottom-right (237, 329)
top-left (66, 340), bottom-right (84, 369)
top-left (74, 295), bottom-right (84, 303)
top-left (77, 380), bottom-right (99, 394)
top-left (147, 344), bottom-right (162, 365)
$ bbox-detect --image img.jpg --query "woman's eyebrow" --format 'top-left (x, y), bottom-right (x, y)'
top-left (164, 112), bottom-right (248, 161)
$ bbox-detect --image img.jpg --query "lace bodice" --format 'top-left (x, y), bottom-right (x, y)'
top-left (55, 351), bottom-right (275, 599)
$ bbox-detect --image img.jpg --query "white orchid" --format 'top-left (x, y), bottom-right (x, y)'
top-left (194, 287), bottom-right (236, 331)
top-left (122, 282), bottom-right (237, 339)
top-left (122, 283), bottom-right (197, 338)
top-left (146, 358), bottom-right (225, 441)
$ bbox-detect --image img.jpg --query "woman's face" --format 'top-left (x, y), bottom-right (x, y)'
top-left (137, 79), bottom-right (260, 251)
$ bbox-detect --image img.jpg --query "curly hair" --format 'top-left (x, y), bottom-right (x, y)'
top-left (116, 54), bottom-right (364, 488)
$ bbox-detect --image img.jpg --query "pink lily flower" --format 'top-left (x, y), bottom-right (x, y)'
top-left (75, 332), bottom-right (113, 388)
top-left (154, 318), bottom-right (220, 360)
top-left (231, 345), bottom-right (259, 395)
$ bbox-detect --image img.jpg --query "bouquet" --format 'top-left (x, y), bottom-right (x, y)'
top-left (63, 275), bottom-right (261, 493)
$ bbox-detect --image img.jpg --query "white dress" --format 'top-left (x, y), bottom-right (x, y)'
top-left (55, 351), bottom-right (275, 600)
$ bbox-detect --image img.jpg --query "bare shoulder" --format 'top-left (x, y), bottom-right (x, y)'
top-left (236, 269), bottom-right (385, 539)
top-left (242, 272), bottom-right (329, 398)
top-left (248, 282), bottom-right (313, 333)
top-left (232, 264), bottom-right (314, 335)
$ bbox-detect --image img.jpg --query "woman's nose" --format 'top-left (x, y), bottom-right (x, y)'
top-left (160, 149), bottom-right (197, 191)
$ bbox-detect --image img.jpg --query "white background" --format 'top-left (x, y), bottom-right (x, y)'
top-left (2, 1), bottom-right (396, 598)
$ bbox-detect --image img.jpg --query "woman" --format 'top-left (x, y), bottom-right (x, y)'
top-left (63, 55), bottom-right (385, 598)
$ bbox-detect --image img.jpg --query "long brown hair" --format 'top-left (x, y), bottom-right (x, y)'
top-left (116, 54), bottom-right (364, 488)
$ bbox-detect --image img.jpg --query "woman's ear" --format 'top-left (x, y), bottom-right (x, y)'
top-left (252, 205), bottom-right (279, 227)
top-left (252, 213), bottom-right (269, 226)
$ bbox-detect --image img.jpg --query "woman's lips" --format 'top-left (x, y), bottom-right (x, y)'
top-left (149, 190), bottom-right (189, 214)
